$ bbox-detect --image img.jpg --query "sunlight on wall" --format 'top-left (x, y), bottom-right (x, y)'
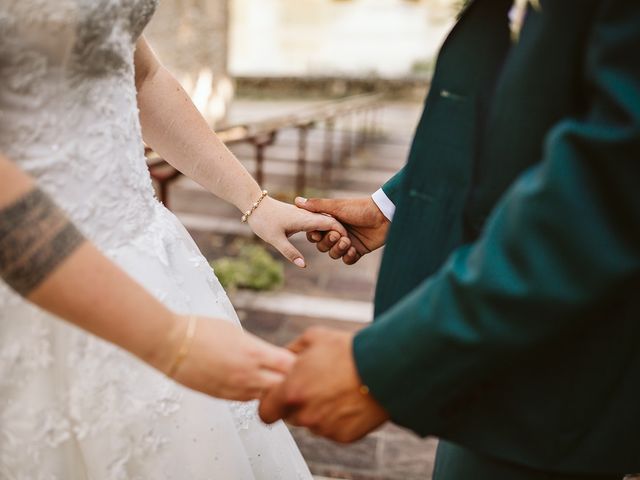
top-left (146, 0), bottom-right (232, 125)
top-left (177, 69), bottom-right (234, 122)
top-left (230, 0), bottom-right (458, 77)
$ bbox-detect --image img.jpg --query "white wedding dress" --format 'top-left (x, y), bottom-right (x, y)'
top-left (0, 1), bottom-right (312, 479)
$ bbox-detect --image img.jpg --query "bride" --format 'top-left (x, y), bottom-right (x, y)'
top-left (0, 0), bottom-right (347, 478)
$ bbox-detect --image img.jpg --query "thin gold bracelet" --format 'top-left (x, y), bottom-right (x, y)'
top-left (241, 190), bottom-right (268, 223)
top-left (167, 315), bottom-right (198, 379)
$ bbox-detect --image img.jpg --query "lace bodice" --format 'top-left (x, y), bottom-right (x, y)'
top-left (0, 3), bottom-right (314, 478)
top-left (0, 0), bottom-right (159, 250)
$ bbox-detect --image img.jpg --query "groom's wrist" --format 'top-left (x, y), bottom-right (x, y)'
top-left (371, 189), bottom-right (395, 222)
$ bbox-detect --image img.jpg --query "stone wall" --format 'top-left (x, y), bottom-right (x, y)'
top-left (145, 0), bottom-right (233, 125)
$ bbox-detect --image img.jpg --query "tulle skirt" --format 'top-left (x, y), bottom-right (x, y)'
top-left (0, 202), bottom-right (311, 480)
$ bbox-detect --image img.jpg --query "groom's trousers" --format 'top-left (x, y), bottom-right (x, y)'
top-left (433, 442), bottom-right (624, 480)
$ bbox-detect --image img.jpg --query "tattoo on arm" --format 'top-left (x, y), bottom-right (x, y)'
top-left (0, 188), bottom-right (86, 296)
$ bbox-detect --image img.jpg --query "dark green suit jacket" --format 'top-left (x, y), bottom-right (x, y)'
top-left (354, 0), bottom-right (640, 474)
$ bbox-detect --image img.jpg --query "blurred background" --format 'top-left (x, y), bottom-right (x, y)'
top-left (145, 1), bottom-right (460, 478)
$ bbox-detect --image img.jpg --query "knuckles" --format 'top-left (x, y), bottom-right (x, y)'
top-left (303, 326), bottom-right (328, 342)
top-left (294, 411), bottom-right (321, 429)
top-left (283, 385), bottom-right (306, 406)
top-left (331, 428), bottom-right (359, 444)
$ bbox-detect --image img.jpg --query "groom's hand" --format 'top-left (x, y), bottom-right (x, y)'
top-left (294, 197), bottom-right (389, 265)
top-left (258, 327), bottom-right (389, 443)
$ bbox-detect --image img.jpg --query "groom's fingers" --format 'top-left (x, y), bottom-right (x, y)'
top-left (343, 247), bottom-right (361, 265)
top-left (329, 237), bottom-right (351, 260)
top-left (286, 334), bottom-right (313, 354)
top-left (257, 342), bottom-right (297, 375)
top-left (259, 383), bottom-right (293, 424)
top-left (307, 231), bottom-right (323, 243)
top-left (316, 231), bottom-right (341, 253)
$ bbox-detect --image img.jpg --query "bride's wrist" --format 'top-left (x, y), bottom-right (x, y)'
top-left (245, 193), bottom-right (275, 228)
top-left (140, 312), bottom-right (184, 373)
top-left (235, 184), bottom-right (266, 216)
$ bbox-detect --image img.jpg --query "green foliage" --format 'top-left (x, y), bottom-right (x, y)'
top-left (411, 58), bottom-right (435, 76)
top-left (212, 243), bottom-right (284, 292)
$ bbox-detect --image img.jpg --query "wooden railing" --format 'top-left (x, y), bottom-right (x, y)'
top-left (146, 93), bottom-right (384, 208)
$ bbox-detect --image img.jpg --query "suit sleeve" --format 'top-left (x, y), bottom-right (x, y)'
top-left (380, 168), bottom-right (405, 205)
top-left (353, 0), bottom-right (640, 436)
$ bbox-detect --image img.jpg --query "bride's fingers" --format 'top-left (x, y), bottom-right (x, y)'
top-left (221, 366), bottom-right (286, 401)
top-left (273, 237), bottom-right (306, 268)
top-left (300, 212), bottom-right (347, 237)
top-left (227, 381), bottom-right (280, 402)
top-left (255, 340), bottom-right (297, 375)
top-left (253, 369), bottom-right (287, 391)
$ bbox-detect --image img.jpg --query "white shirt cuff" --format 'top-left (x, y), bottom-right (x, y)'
top-left (372, 188), bottom-right (395, 222)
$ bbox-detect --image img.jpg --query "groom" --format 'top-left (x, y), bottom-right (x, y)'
top-left (260, 0), bottom-right (640, 479)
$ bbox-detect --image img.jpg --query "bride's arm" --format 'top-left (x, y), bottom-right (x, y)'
top-left (134, 37), bottom-right (347, 267)
top-left (0, 153), bottom-right (294, 400)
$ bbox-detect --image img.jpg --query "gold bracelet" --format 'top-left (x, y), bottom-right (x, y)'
top-left (241, 190), bottom-right (268, 223)
top-left (167, 315), bottom-right (198, 379)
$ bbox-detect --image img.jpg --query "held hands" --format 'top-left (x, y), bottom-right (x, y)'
top-left (248, 196), bottom-right (348, 268)
top-left (295, 197), bottom-right (389, 265)
top-left (259, 327), bottom-right (389, 443)
top-left (252, 197), bottom-right (390, 439)
top-left (156, 314), bottom-right (296, 401)
top-left (153, 314), bottom-right (392, 443)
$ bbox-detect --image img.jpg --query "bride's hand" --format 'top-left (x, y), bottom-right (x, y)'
top-left (158, 315), bottom-right (296, 401)
top-left (247, 196), bottom-right (348, 268)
